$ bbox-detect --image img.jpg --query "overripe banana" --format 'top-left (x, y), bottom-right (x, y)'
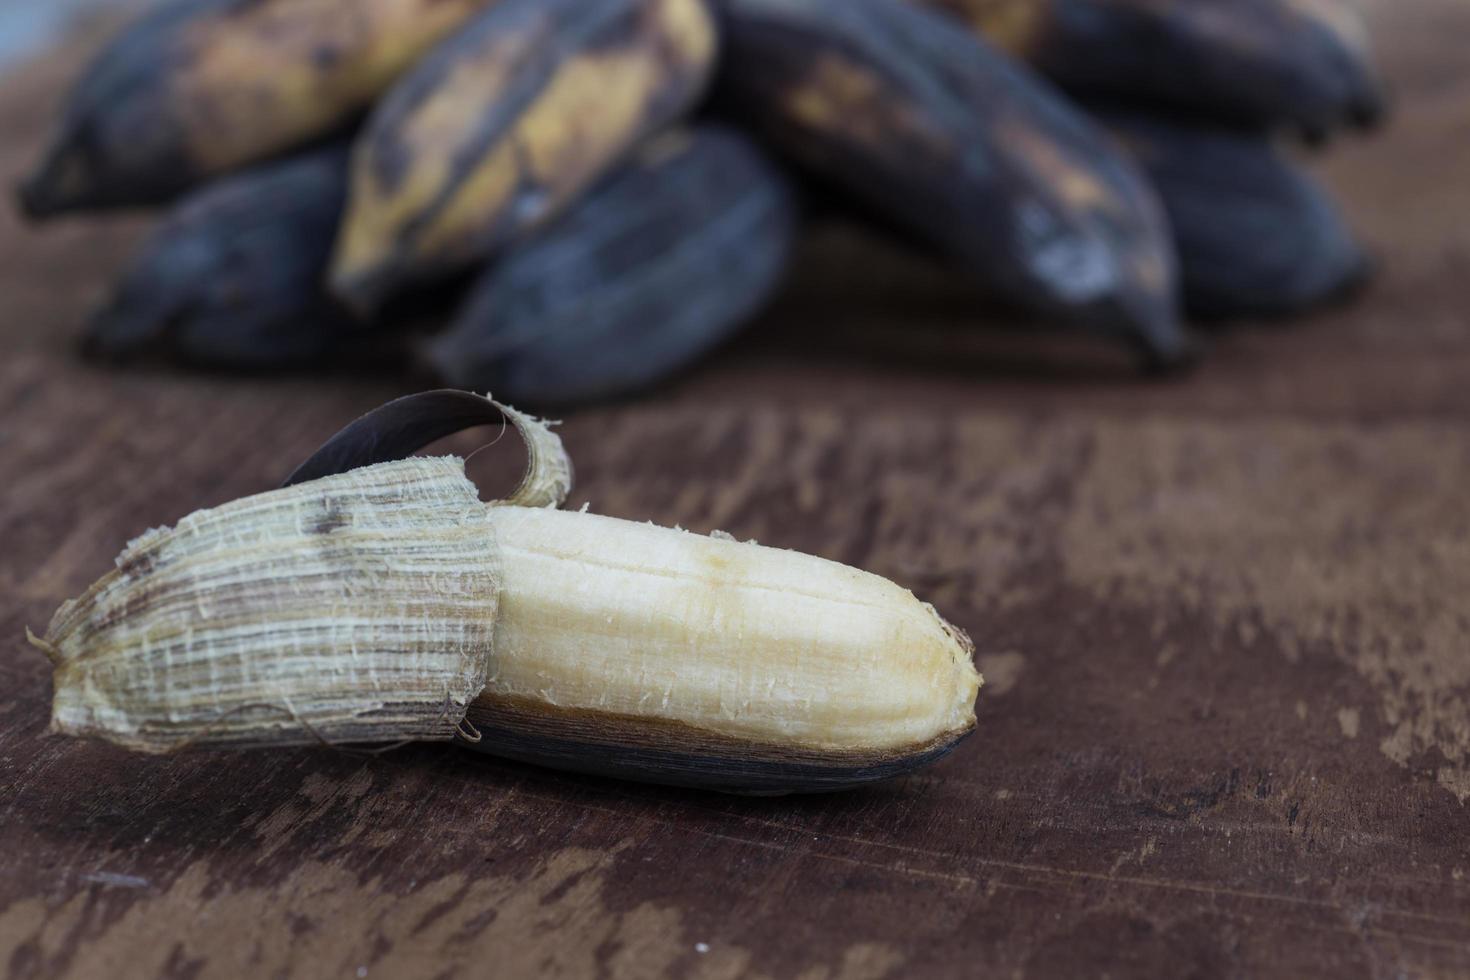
top-left (430, 127), bottom-right (796, 406)
top-left (17, 0), bottom-right (1386, 381)
top-left (330, 0), bottom-right (719, 312)
top-left (918, 0), bottom-right (1385, 138)
top-left (85, 148), bottom-right (351, 366)
top-left (714, 0), bottom-right (1192, 366)
top-left (1105, 113), bottom-right (1368, 319)
top-left (18, 0), bottom-right (501, 217)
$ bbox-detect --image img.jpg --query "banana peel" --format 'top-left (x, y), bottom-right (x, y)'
top-left (330, 0), bottom-right (719, 313)
top-left (716, 0), bottom-right (1194, 366)
top-left (19, 0), bottom-right (500, 216)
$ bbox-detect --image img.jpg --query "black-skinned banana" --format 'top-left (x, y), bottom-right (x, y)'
top-left (1104, 113), bottom-right (1368, 319)
top-left (919, 0), bottom-right (1385, 138)
top-left (330, 0), bottom-right (718, 313)
top-left (18, 0), bottom-right (502, 217)
top-left (715, 0), bottom-right (1192, 366)
top-left (86, 148), bottom-right (353, 367)
top-left (430, 126), bottom-right (797, 406)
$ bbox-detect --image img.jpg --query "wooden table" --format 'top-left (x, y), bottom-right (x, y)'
top-left (4, 5), bottom-right (1470, 977)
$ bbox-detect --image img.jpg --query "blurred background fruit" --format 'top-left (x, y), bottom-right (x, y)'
top-left (84, 146), bottom-right (353, 366)
top-left (11, 0), bottom-right (1389, 405)
top-left (430, 126), bottom-right (797, 407)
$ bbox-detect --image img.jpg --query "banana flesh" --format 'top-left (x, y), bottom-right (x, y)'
top-left (470, 505), bottom-right (979, 792)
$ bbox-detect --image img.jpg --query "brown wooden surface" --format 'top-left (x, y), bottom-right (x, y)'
top-left (4, 5), bottom-right (1470, 977)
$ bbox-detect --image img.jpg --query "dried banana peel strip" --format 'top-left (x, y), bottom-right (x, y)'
top-left (35, 456), bottom-right (500, 753)
top-left (284, 389), bottom-right (572, 509)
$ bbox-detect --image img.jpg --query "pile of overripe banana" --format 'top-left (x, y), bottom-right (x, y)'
top-left (18, 0), bottom-right (1385, 404)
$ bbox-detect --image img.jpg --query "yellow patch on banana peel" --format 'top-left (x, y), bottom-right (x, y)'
top-left (333, 28), bottom-right (531, 286)
top-left (19, 0), bottom-right (500, 215)
top-left (781, 55), bottom-right (952, 158)
top-left (419, 46), bottom-right (682, 258)
top-left (1000, 116), bottom-right (1118, 215)
top-left (920, 0), bottom-right (1048, 55)
top-left (175, 0), bottom-right (497, 172)
top-left (331, 0), bottom-right (718, 311)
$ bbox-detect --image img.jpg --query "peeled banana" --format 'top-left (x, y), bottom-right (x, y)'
top-left (33, 392), bottom-right (981, 793)
top-left (430, 126), bottom-right (796, 406)
top-left (330, 0), bottom-right (719, 312)
top-left (919, 0), bottom-right (1385, 138)
top-left (85, 148), bottom-right (352, 366)
top-left (18, 0), bottom-right (501, 217)
top-left (1105, 113), bottom-right (1368, 319)
top-left (715, 0), bottom-right (1192, 366)
top-left (468, 503), bottom-right (978, 793)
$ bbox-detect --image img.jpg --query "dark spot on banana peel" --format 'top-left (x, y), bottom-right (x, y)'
top-left (19, 0), bottom-right (502, 218)
top-left (917, 0), bottom-right (1387, 138)
top-left (713, 0), bottom-right (1192, 366)
top-left (1103, 111), bottom-right (1369, 320)
top-left (329, 0), bottom-right (719, 314)
top-left (310, 500), bottom-right (351, 536)
top-left (428, 126), bottom-right (798, 407)
top-left (85, 147), bottom-right (356, 367)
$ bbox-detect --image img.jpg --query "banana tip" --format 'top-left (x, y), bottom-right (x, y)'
top-left (79, 313), bottom-right (134, 362)
top-left (14, 173), bottom-right (62, 222)
top-left (1140, 331), bottom-right (1204, 376)
top-left (1350, 88), bottom-right (1391, 130)
top-left (15, 140), bottom-right (90, 220)
top-left (328, 262), bottom-right (391, 321)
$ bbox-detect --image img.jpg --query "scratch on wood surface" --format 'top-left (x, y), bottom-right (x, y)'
top-left (671, 821), bottom-right (1470, 955)
top-left (686, 811), bottom-right (1470, 932)
top-left (76, 872), bottom-right (150, 889)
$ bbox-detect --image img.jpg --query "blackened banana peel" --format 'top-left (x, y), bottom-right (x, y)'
top-left (85, 148), bottom-right (353, 367)
top-left (431, 126), bottom-right (797, 406)
top-left (1106, 113), bottom-right (1369, 320)
top-left (715, 0), bottom-right (1195, 368)
top-left (922, 0), bottom-right (1386, 138)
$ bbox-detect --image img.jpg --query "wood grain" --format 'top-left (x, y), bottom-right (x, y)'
top-left (4, 3), bottom-right (1470, 976)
